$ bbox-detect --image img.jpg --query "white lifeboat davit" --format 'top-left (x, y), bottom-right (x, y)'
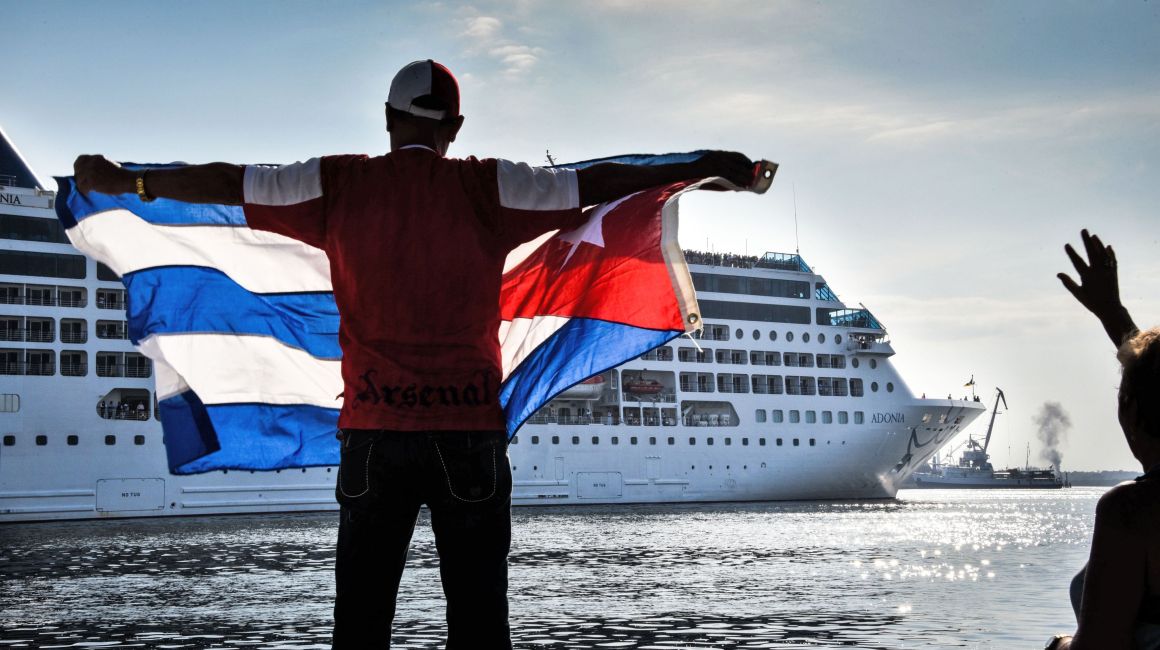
top-left (558, 375), bottom-right (606, 400)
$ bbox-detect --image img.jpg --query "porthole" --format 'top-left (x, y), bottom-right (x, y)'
top-left (835, 334), bottom-right (842, 344)
top-left (591, 436), bottom-right (599, 445)
top-left (752, 329), bottom-right (760, 340)
top-left (851, 358), bottom-right (860, 368)
top-left (2, 435), bottom-right (13, 447)
top-left (818, 333), bottom-right (826, 344)
top-left (769, 331), bottom-right (778, 341)
top-left (512, 436), bottom-right (519, 445)
top-left (803, 333), bottom-right (810, 343)
top-left (134, 434), bottom-right (145, 445)
top-left (104, 434), bottom-right (116, 445)
top-left (67, 435), bottom-right (78, 446)
top-left (870, 359), bottom-right (878, 369)
top-left (735, 328), bottom-right (743, 340)
top-left (551, 436), bottom-right (560, 444)
top-left (531, 435), bottom-right (540, 444)
top-left (534, 465), bottom-right (539, 471)
top-left (871, 382), bottom-right (879, 392)
top-left (572, 436), bottom-right (580, 445)
top-left (887, 382), bottom-right (894, 393)
top-left (786, 332), bottom-right (794, 342)
top-left (689, 437), bottom-right (696, 445)
top-left (35, 434), bottom-right (47, 446)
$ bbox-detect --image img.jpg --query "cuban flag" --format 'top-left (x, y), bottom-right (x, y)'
top-left (55, 153), bottom-right (735, 474)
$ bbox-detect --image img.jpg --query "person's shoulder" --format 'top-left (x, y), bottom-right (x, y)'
top-left (1097, 480), bottom-right (1160, 528)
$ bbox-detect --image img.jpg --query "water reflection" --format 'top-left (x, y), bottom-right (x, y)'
top-left (0, 489), bottom-right (1100, 648)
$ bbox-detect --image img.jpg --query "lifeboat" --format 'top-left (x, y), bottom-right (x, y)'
top-left (624, 379), bottom-right (664, 395)
top-left (558, 375), bottom-right (606, 400)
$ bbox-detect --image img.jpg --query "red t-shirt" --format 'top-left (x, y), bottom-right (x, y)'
top-left (242, 147), bottom-right (584, 431)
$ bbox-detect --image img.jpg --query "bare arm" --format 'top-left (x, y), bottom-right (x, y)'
top-left (73, 155), bottom-right (244, 205)
top-left (1058, 229), bottom-right (1138, 347)
top-left (576, 151), bottom-right (759, 207)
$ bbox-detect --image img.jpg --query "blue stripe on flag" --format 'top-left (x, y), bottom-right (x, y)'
top-left (160, 394), bottom-right (340, 474)
top-left (158, 391), bottom-right (220, 471)
top-left (499, 317), bottom-right (681, 436)
top-left (556, 151), bottom-right (708, 171)
top-left (124, 266), bottom-right (341, 358)
top-left (55, 175), bottom-right (247, 227)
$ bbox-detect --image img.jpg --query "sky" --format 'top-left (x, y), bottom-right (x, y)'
top-left (3, 0), bottom-right (1158, 470)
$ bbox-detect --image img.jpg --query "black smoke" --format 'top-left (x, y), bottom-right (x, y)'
top-left (1033, 402), bottom-right (1071, 469)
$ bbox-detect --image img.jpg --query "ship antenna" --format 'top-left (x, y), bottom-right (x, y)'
top-left (792, 183), bottom-right (800, 255)
top-left (545, 149), bottom-right (556, 166)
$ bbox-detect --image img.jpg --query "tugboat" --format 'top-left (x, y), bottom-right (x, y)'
top-left (905, 388), bottom-right (1068, 489)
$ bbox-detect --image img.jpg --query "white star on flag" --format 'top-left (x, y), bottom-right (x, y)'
top-left (557, 193), bottom-right (636, 269)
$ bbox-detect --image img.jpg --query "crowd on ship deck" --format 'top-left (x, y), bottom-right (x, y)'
top-left (683, 250), bottom-right (760, 268)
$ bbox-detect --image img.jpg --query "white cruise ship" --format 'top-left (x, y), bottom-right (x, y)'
top-left (0, 129), bottom-right (985, 522)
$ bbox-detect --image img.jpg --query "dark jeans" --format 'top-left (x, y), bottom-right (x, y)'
top-left (331, 429), bottom-right (513, 650)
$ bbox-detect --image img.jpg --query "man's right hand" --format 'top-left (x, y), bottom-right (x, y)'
top-left (74, 155), bottom-right (134, 195)
top-left (694, 150), bottom-right (758, 189)
top-left (1058, 229), bottom-right (1139, 346)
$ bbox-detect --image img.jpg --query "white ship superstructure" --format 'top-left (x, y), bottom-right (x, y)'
top-left (0, 130), bottom-right (985, 522)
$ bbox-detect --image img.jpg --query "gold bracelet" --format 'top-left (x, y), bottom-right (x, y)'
top-left (135, 171), bottom-right (155, 203)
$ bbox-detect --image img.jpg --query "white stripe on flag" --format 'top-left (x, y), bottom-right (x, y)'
top-left (151, 354), bottom-right (191, 400)
top-left (498, 315), bottom-right (571, 382)
top-left (68, 209), bottom-right (332, 293)
top-left (138, 333), bottom-right (343, 407)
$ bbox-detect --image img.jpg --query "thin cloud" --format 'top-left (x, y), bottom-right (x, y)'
top-left (459, 13), bottom-right (544, 76)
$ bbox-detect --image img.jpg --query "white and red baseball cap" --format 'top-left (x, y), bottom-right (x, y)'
top-left (387, 60), bottom-right (461, 120)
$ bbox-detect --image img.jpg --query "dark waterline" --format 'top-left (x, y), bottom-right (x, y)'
top-left (1, 490), bottom-right (1099, 648)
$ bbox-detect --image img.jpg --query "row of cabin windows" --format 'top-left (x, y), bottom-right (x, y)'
top-left (0, 316), bottom-right (129, 343)
top-left (675, 348), bottom-right (847, 369)
top-left (511, 434), bottom-right (819, 447)
top-left (691, 323), bottom-right (846, 346)
top-left (0, 349), bottom-right (151, 378)
top-left (0, 284), bottom-right (125, 309)
top-left (680, 373), bottom-right (863, 397)
top-left (755, 409), bottom-right (865, 425)
top-left (1, 433), bottom-right (147, 447)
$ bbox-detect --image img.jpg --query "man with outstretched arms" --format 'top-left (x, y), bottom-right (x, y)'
top-left (74, 59), bottom-right (760, 649)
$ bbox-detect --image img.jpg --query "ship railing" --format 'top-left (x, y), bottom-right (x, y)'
top-left (24, 296), bottom-right (57, 307)
top-left (61, 332), bottom-right (87, 344)
top-left (621, 391), bottom-right (676, 403)
top-left (25, 362), bottom-right (54, 376)
top-left (96, 364), bottom-right (124, 377)
top-left (96, 300), bottom-right (127, 311)
top-left (124, 365), bottom-right (152, 378)
top-left (682, 415), bottom-right (733, 427)
top-left (756, 252), bottom-right (812, 272)
top-left (58, 297), bottom-right (87, 308)
top-left (828, 308), bottom-right (884, 330)
top-left (0, 361), bottom-right (55, 375)
top-left (0, 295), bottom-right (22, 305)
top-left (24, 330), bottom-right (54, 343)
top-left (98, 408), bottom-right (150, 421)
top-left (96, 329), bottom-right (129, 340)
top-left (0, 330), bottom-right (22, 342)
top-left (60, 362), bottom-right (87, 377)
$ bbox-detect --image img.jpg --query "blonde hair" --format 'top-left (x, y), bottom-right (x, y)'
top-left (1119, 327), bottom-right (1160, 438)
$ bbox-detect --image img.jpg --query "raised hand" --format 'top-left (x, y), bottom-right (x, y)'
top-left (695, 150), bottom-right (758, 189)
top-left (1058, 229), bottom-right (1138, 346)
top-left (73, 155), bottom-right (133, 195)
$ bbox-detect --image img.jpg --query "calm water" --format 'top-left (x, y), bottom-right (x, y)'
top-left (0, 488), bottom-right (1102, 649)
